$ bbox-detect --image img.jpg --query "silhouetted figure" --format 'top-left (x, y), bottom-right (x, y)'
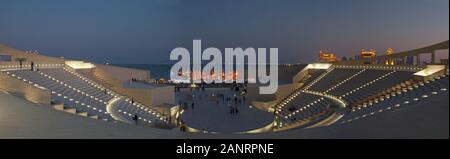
top-left (19, 60), bottom-right (23, 68)
top-left (132, 114), bottom-right (138, 125)
top-left (104, 89), bottom-right (107, 95)
top-left (31, 61), bottom-right (34, 71)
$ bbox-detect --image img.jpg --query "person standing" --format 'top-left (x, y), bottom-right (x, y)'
top-left (132, 114), bottom-right (138, 125)
top-left (30, 61), bottom-right (34, 71)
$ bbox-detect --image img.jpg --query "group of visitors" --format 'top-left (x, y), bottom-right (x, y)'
top-left (174, 84), bottom-right (251, 122)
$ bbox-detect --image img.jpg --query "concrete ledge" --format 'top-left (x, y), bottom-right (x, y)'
top-left (0, 71), bottom-right (51, 105)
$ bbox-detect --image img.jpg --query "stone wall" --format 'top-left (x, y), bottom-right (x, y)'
top-left (0, 44), bottom-right (64, 66)
top-left (113, 84), bottom-right (175, 107)
top-left (0, 72), bottom-right (51, 105)
top-left (94, 64), bottom-right (150, 83)
top-left (92, 64), bottom-right (176, 107)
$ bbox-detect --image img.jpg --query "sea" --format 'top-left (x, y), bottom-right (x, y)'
top-left (113, 64), bottom-right (173, 79)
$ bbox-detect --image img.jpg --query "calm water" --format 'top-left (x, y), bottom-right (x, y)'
top-left (113, 64), bottom-right (173, 79)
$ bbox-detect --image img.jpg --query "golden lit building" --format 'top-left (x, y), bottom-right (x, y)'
top-left (360, 49), bottom-right (376, 58)
top-left (385, 48), bottom-right (395, 65)
top-left (319, 50), bottom-right (338, 62)
top-left (360, 49), bottom-right (376, 64)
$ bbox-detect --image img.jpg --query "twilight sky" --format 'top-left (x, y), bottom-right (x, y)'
top-left (0, 0), bottom-right (448, 64)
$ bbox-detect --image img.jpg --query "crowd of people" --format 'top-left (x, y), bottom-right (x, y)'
top-left (177, 84), bottom-right (248, 117)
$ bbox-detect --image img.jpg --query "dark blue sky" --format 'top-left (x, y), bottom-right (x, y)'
top-left (0, 0), bottom-right (448, 64)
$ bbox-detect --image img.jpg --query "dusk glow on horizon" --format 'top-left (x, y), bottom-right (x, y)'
top-left (0, 0), bottom-right (449, 144)
top-left (0, 0), bottom-right (448, 64)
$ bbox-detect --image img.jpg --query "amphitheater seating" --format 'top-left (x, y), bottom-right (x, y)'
top-left (339, 71), bottom-right (414, 104)
top-left (6, 67), bottom-right (167, 125)
top-left (275, 92), bottom-right (333, 127)
top-left (275, 67), bottom-right (422, 129)
top-left (301, 69), bottom-right (326, 86)
top-left (40, 68), bottom-right (115, 101)
top-left (116, 98), bottom-right (166, 125)
top-left (307, 69), bottom-right (362, 92)
top-left (338, 74), bottom-right (449, 123)
top-left (9, 69), bottom-right (114, 120)
top-left (3, 63), bottom-right (444, 132)
top-left (303, 67), bottom-right (416, 105)
top-left (327, 70), bottom-right (390, 95)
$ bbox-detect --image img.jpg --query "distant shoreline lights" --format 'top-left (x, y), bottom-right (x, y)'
top-left (169, 40), bottom-right (279, 94)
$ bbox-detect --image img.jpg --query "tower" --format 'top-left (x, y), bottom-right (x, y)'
top-left (385, 48), bottom-right (395, 65)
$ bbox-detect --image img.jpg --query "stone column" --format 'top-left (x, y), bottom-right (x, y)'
top-left (416, 55), bottom-right (420, 66)
top-left (431, 50), bottom-right (436, 64)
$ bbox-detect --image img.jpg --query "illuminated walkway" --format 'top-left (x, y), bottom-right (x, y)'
top-left (2, 66), bottom-right (169, 127)
top-left (106, 97), bottom-right (133, 124)
top-left (177, 88), bottom-right (275, 133)
top-left (0, 91), bottom-right (182, 139)
top-left (1, 80), bottom-right (447, 138)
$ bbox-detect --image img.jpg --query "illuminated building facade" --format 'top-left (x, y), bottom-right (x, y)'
top-left (319, 50), bottom-right (338, 62)
top-left (360, 49), bottom-right (376, 64)
top-left (385, 48), bottom-right (395, 65)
